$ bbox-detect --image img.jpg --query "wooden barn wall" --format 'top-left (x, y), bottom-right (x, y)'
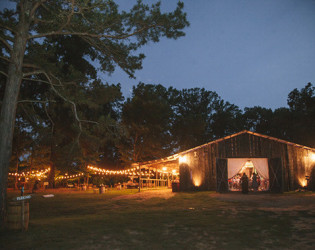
top-left (286, 145), bottom-right (313, 190)
top-left (179, 133), bottom-right (313, 191)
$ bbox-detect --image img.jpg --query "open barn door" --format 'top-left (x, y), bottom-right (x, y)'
top-left (216, 158), bottom-right (228, 192)
top-left (268, 158), bottom-right (283, 193)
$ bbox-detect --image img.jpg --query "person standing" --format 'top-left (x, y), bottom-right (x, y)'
top-left (32, 180), bottom-right (39, 193)
top-left (21, 184), bottom-right (24, 196)
top-left (252, 172), bottom-right (258, 192)
top-left (241, 173), bottom-right (249, 194)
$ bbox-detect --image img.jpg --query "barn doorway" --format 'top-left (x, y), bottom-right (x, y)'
top-left (227, 158), bottom-right (269, 192)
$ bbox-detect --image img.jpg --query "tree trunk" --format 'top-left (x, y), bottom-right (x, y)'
top-left (0, 2), bottom-right (32, 226)
top-left (48, 160), bottom-right (56, 189)
top-left (14, 128), bottom-right (19, 190)
top-left (48, 130), bottom-right (56, 189)
top-left (15, 145), bottom-right (19, 190)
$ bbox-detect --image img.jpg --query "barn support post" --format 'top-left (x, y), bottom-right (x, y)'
top-left (138, 164), bottom-right (141, 193)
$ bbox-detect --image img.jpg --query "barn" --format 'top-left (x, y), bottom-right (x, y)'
top-left (137, 130), bottom-right (315, 192)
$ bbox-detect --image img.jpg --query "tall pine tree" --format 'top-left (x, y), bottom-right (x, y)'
top-left (0, 0), bottom-right (189, 224)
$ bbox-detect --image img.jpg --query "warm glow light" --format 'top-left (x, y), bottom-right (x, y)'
top-left (179, 155), bottom-right (187, 164)
top-left (244, 161), bottom-right (254, 168)
top-left (8, 168), bottom-right (50, 178)
top-left (162, 167), bottom-right (167, 172)
top-left (172, 169), bottom-right (176, 174)
top-left (310, 152), bottom-right (315, 162)
top-left (87, 165), bottom-right (156, 176)
top-left (192, 176), bottom-right (202, 187)
top-left (239, 160), bottom-right (254, 173)
top-left (55, 172), bottom-right (84, 180)
top-left (300, 179), bottom-right (307, 187)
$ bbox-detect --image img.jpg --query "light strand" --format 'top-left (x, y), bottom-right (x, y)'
top-left (87, 165), bottom-right (178, 176)
top-left (8, 168), bottom-right (51, 177)
top-left (55, 173), bottom-right (85, 180)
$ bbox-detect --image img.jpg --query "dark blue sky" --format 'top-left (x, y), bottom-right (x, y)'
top-left (109, 0), bottom-right (315, 109)
top-left (1, 0), bottom-right (314, 109)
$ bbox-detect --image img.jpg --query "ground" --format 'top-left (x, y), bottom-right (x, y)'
top-left (1, 189), bottom-right (314, 249)
top-left (112, 188), bottom-right (175, 201)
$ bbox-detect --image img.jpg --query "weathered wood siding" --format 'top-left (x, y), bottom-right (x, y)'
top-left (179, 133), bottom-right (315, 192)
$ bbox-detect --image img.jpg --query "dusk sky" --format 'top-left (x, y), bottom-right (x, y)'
top-left (110, 0), bottom-right (315, 109)
top-left (1, 0), bottom-right (315, 109)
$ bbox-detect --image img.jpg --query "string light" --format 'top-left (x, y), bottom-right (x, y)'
top-left (55, 173), bottom-right (85, 180)
top-left (9, 165), bottom-right (179, 181)
top-left (88, 165), bottom-right (140, 175)
top-left (87, 165), bottom-right (179, 176)
top-left (8, 168), bottom-right (51, 178)
top-left (88, 165), bottom-right (153, 176)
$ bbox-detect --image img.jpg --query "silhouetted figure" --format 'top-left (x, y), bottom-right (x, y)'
top-left (32, 180), bottom-right (39, 193)
top-left (21, 184), bottom-right (24, 196)
top-left (241, 173), bottom-right (249, 194)
top-left (252, 172), bottom-right (258, 191)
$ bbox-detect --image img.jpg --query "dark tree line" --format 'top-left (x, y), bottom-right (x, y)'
top-left (120, 82), bottom-right (315, 163)
top-left (7, 81), bottom-right (315, 177)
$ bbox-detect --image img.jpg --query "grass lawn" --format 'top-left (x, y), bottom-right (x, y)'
top-left (1, 189), bottom-right (314, 249)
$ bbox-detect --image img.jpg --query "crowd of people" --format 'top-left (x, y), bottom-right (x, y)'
top-left (228, 170), bottom-right (269, 192)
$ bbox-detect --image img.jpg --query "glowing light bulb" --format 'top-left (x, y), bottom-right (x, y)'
top-left (179, 155), bottom-right (187, 164)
